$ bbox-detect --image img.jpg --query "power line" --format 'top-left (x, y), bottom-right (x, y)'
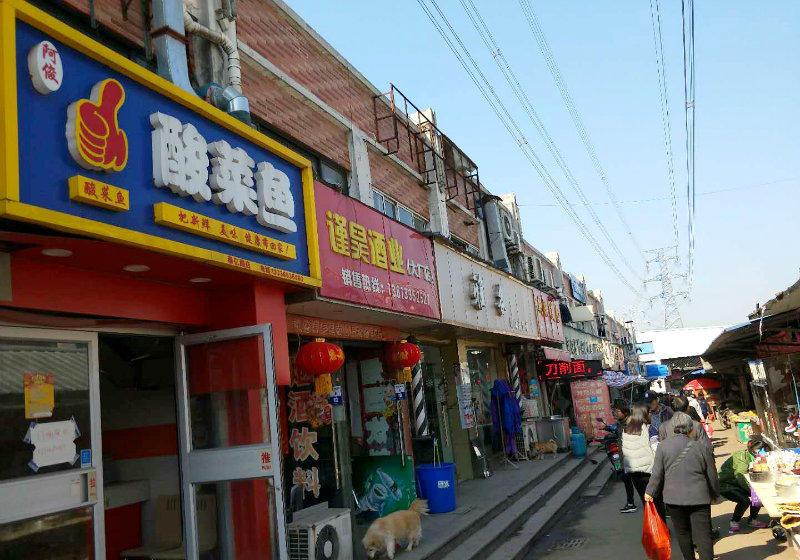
top-left (415, 0), bottom-right (643, 296)
top-left (517, 176), bottom-right (798, 207)
top-left (516, 0), bottom-right (646, 262)
top-left (649, 0), bottom-right (681, 257)
top-left (455, 0), bottom-right (644, 283)
top-left (682, 0), bottom-right (697, 293)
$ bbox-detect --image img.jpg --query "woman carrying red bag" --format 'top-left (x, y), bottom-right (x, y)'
top-left (645, 412), bottom-right (721, 560)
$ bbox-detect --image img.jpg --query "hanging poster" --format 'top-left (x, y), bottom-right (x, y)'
top-left (23, 372), bottom-right (55, 419)
top-left (456, 383), bottom-right (476, 429)
top-left (24, 418), bottom-right (80, 472)
top-left (353, 455), bottom-right (416, 518)
top-left (570, 380), bottom-right (613, 441)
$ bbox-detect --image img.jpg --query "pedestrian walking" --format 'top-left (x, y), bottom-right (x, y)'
top-left (719, 437), bottom-right (769, 534)
top-left (645, 392), bottom-right (674, 433)
top-left (621, 403), bottom-right (665, 518)
top-left (645, 412), bottom-right (721, 560)
top-left (658, 396), bottom-right (710, 446)
top-left (685, 390), bottom-right (706, 422)
top-left (612, 399), bottom-right (638, 514)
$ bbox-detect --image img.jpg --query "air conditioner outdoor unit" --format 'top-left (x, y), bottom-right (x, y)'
top-left (288, 504), bottom-right (353, 560)
top-left (500, 209), bottom-right (523, 255)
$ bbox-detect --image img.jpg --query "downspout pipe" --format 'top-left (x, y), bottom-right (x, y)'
top-left (182, 6), bottom-right (250, 123)
top-left (151, 0), bottom-right (194, 94)
top-left (183, 10), bottom-right (241, 90)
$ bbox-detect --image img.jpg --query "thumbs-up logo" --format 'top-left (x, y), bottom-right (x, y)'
top-left (66, 78), bottom-right (128, 172)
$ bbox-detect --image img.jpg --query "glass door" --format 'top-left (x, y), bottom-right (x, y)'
top-left (175, 325), bottom-right (286, 560)
top-left (0, 326), bottom-right (104, 559)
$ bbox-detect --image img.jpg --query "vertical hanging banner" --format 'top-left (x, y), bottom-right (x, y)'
top-left (1, 1), bottom-right (320, 287)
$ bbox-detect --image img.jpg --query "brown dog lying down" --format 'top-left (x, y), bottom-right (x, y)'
top-left (363, 499), bottom-right (429, 559)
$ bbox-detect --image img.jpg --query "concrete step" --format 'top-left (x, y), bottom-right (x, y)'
top-left (403, 452), bottom-right (575, 560)
top-left (441, 448), bottom-right (605, 560)
top-left (486, 453), bottom-right (610, 560)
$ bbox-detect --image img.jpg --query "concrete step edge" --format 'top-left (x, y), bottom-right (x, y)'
top-left (414, 452), bottom-right (575, 560)
top-left (443, 454), bottom-right (598, 560)
top-left (486, 456), bottom-right (609, 560)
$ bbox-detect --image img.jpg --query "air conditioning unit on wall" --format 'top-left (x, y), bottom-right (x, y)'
top-left (288, 504), bottom-right (353, 560)
top-left (499, 207), bottom-right (522, 255)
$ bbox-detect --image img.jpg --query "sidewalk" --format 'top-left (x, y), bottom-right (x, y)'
top-left (353, 451), bottom-right (577, 560)
top-left (526, 423), bottom-right (792, 559)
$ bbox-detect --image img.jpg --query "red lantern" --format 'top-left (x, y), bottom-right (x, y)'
top-left (295, 338), bottom-right (345, 395)
top-left (385, 340), bottom-right (422, 383)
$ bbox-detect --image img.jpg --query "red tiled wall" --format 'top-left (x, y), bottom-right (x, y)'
top-left (447, 206), bottom-right (481, 248)
top-left (237, 0), bottom-right (421, 172)
top-left (61, 0), bottom-right (145, 47)
top-left (241, 58), bottom-right (350, 169)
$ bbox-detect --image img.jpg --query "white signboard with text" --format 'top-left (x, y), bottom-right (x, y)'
top-left (434, 242), bottom-right (538, 339)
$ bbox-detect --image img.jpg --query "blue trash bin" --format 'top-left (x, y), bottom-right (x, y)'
top-left (415, 463), bottom-right (456, 514)
top-left (570, 430), bottom-right (587, 458)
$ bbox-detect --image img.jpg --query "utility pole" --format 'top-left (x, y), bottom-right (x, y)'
top-left (644, 247), bottom-right (686, 328)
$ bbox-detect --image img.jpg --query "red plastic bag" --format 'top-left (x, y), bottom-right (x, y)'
top-left (642, 501), bottom-right (671, 560)
top-left (704, 421), bottom-right (714, 438)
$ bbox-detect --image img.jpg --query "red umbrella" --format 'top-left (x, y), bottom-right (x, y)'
top-left (684, 378), bottom-right (721, 391)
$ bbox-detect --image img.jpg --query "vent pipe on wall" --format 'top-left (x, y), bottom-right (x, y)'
top-left (151, 0), bottom-right (194, 93)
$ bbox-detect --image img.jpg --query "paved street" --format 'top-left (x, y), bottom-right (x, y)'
top-left (526, 425), bottom-right (793, 559)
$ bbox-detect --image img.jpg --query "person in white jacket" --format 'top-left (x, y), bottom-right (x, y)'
top-left (622, 403), bottom-right (666, 519)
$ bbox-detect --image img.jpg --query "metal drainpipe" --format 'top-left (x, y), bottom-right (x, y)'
top-left (151, 0), bottom-right (195, 94)
top-left (182, 3), bottom-right (250, 122)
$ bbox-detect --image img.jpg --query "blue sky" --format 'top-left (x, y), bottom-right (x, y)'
top-left (287, 1), bottom-right (799, 329)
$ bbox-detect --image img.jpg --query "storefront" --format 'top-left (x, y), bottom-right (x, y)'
top-left (432, 241), bottom-right (559, 480)
top-left (284, 182), bottom-right (441, 524)
top-left (0, 3), bottom-right (321, 558)
top-left (704, 286), bottom-right (800, 451)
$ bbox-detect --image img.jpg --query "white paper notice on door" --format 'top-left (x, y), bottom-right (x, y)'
top-left (24, 418), bottom-right (80, 472)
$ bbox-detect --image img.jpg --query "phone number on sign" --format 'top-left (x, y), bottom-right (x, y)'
top-left (390, 283), bottom-right (431, 305)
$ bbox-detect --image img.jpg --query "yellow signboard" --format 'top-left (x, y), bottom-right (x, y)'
top-left (68, 175), bottom-right (130, 211)
top-left (154, 202), bottom-right (296, 260)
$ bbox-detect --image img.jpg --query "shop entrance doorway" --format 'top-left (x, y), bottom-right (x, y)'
top-left (175, 325), bottom-right (287, 560)
top-left (0, 324), bottom-right (287, 560)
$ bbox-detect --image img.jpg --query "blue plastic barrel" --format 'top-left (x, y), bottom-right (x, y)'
top-left (570, 430), bottom-right (587, 457)
top-left (415, 463), bottom-right (456, 514)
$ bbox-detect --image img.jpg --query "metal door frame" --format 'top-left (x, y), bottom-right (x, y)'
top-left (175, 324), bottom-right (287, 560)
top-left (0, 326), bottom-right (105, 558)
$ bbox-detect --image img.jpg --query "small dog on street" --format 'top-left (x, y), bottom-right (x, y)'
top-left (363, 499), bottom-right (429, 559)
top-left (533, 439), bottom-right (559, 458)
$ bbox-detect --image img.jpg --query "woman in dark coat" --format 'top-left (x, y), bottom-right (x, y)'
top-left (645, 412), bottom-right (720, 560)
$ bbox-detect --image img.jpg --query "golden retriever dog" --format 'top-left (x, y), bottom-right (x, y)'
top-left (533, 439), bottom-right (558, 458)
top-left (363, 499), bottom-right (429, 559)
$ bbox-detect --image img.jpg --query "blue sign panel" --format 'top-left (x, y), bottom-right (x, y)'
top-left (569, 274), bottom-right (587, 304)
top-left (3, 10), bottom-right (320, 287)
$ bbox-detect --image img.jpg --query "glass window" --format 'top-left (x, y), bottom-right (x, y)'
top-left (0, 506), bottom-right (94, 560)
top-left (414, 215), bottom-right (430, 232)
top-left (319, 161), bottom-right (346, 190)
top-left (383, 198), bottom-right (396, 219)
top-left (0, 338), bottom-right (92, 480)
top-left (372, 191), bottom-right (384, 212)
top-left (185, 335), bottom-right (271, 450)
top-left (397, 206), bottom-right (414, 227)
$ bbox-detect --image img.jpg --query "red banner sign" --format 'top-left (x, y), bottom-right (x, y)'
top-left (533, 288), bottom-right (564, 343)
top-left (315, 183), bottom-right (440, 319)
top-left (286, 314), bottom-right (400, 341)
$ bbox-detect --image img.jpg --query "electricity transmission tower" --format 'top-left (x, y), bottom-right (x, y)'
top-left (645, 247), bottom-right (686, 328)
